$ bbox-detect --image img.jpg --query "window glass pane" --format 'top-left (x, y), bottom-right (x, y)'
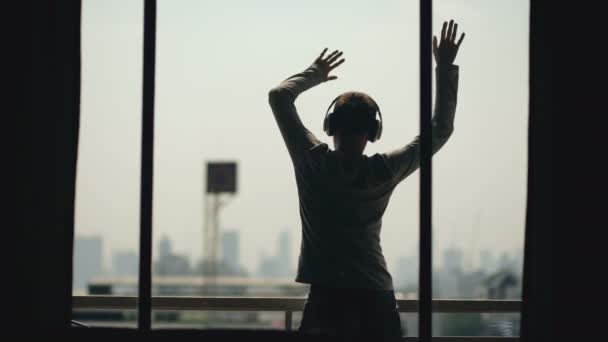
top-left (431, 0), bottom-right (529, 305)
top-left (151, 0), bottom-right (419, 329)
top-left (72, 0), bottom-right (143, 326)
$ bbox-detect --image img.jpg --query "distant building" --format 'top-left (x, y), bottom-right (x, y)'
top-left (112, 250), bottom-right (138, 277)
top-left (512, 248), bottom-right (524, 277)
top-left (443, 246), bottom-right (464, 274)
top-left (156, 254), bottom-right (191, 276)
top-left (222, 230), bottom-right (239, 271)
top-left (159, 235), bottom-right (172, 259)
top-left (457, 270), bottom-right (486, 298)
top-left (277, 229), bottom-right (291, 277)
top-left (73, 235), bottom-right (103, 292)
top-left (396, 256), bottom-right (417, 289)
top-left (86, 275), bottom-right (309, 297)
top-left (258, 254), bottom-right (282, 278)
top-left (155, 235), bottom-right (191, 276)
top-left (498, 251), bottom-right (516, 271)
top-left (196, 258), bottom-right (247, 277)
top-left (434, 268), bottom-right (459, 298)
top-left (258, 230), bottom-right (292, 278)
top-left (479, 249), bottom-right (496, 273)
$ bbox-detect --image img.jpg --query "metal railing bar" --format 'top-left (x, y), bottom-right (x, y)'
top-left (73, 296), bottom-right (521, 313)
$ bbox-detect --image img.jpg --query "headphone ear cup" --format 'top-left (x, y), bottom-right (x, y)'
top-left (375, 118), bottom-right (382, 141)
top-left (325, 112), bottom-right (335, 136)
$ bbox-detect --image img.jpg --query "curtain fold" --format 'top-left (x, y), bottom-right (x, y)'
top-left (28, 0), bottom-right (82, 328)
top-left (521, 1), bottom-right (552, 341)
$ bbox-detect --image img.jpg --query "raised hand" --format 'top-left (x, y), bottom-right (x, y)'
top-left (313, 48), bottom-right (345, 82)
top-left (433, 20), bottom-right (465, 66)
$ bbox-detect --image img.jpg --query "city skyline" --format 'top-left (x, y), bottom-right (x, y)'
top-left (74, 231), bottom-right (522, 334)
top-left (74, 232), bottom-right (524, 290)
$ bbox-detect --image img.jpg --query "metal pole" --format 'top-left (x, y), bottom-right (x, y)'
top-left (138, 0), bottom-right (156, 331)
top-left (419, 0), bottom-right (433, 341)
top-left (285, 311), bottom-right (293, 331)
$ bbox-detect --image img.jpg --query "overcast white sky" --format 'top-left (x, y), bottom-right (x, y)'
top-left (75, 0), bottom-right (529, 277)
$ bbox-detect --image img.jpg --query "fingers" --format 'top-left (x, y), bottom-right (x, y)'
top-left (325, 49), bottom-right (340, 62)
top-left (319, 48), bottom-right (328, 60)
top-left (439, 20), bottom-right (462, 45)
top-left (328, 58), bottom-right (345, 71)
top-left (446, 20), bottom-right (454, 43)
top-left (433, 35), bottom-right (438, 52)
top-left (327, 51), bottom-right (344, 65)
top-left (457, 32), bottom-right (465, 47)
top-left (316, 48), bottom-right (345, 78)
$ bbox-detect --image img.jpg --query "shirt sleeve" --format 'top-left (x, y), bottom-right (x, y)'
top-left (381, 64), bottom-right (459, 183)
top-left (268, 64), bottom-right (325, 167)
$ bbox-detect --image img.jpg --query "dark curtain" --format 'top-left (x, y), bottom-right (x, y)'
top-left (27, 1), bottom-right (82, 329)
top-left (521, 0), bottom-right (552, 341)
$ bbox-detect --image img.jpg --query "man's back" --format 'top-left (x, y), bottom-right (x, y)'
top-left (293, 144), bottom-right (398, 290)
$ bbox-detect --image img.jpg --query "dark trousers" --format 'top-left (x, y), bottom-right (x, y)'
top-left (298, 284), bottom-right (403, 342)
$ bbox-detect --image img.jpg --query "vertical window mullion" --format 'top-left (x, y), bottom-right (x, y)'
top-left (419, 0), bottom-right (433, 341)
top-left (138, 0), bottom-right (157, 331)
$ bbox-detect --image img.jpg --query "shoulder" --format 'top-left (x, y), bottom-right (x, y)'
top-left (366, 153), bottom-right (394, 184)
top-left (293, 142), bottom-right (330, 171)
top-left (368, 153), bottom-right (390, 169)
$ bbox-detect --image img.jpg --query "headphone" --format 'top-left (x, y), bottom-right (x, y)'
top-left (323, 94), bottom-right (383, 142)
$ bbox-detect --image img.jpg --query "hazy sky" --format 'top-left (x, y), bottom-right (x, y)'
top-left (75, 0), bottom-right (529, 276)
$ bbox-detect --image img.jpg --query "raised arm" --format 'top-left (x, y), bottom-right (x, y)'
top-left (268, 49), bottom-right (345, 166)
top-left (383, 20), bottom-right (465, 183)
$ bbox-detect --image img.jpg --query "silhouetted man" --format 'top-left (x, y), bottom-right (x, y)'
top-left (268, 20), bottom-right (464, 341)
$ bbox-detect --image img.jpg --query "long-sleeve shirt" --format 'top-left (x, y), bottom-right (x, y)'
top-left (268, 63), bottom-right (459, 290)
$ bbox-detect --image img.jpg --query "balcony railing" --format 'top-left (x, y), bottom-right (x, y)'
top-left (73, 296), bottom-right (521, 342)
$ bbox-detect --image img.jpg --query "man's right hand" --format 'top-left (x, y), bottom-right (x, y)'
top-left (433, 20), bottom-right (465, 66)
top-left (313, 48), bottom-right (345, 82)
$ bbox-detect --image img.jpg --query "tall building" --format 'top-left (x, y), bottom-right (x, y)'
top-left (498, 251), bottom-right (514, 271)
top-left (73, 235), bottom-right (103, 292)
top-left (258, 230), bottom-right (293, 278)
top-left (513, 248), bottom-right (524, 276)
top-left (443, 246), bottom-right (464, 273)
top-left (155, 235), bottom-right (191, 276)
top-left (479, 249), bottom-right (496, 273)
top-left (277, 229), bottom-right (291, 276)
top-left (458, 270), bottom-right (486, 298)
top-left (159, 235), bottom-right (172, 259)
top-left (112, 250), bottom-right (138, 277)
top-left (222, 230), bottom-right (239, 272)
top-left (396, 255), bottom-right (417, 288)
top-left (258, 254), bottom-right (281, 278)
top-left (434, 269), bottom-right (459, 298)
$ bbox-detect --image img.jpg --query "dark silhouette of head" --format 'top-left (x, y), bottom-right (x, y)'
top-left (328, 92), bottom-right (379, 157)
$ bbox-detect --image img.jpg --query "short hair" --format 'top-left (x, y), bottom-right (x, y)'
top-left (332, 92), bottom-right (378, 133)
